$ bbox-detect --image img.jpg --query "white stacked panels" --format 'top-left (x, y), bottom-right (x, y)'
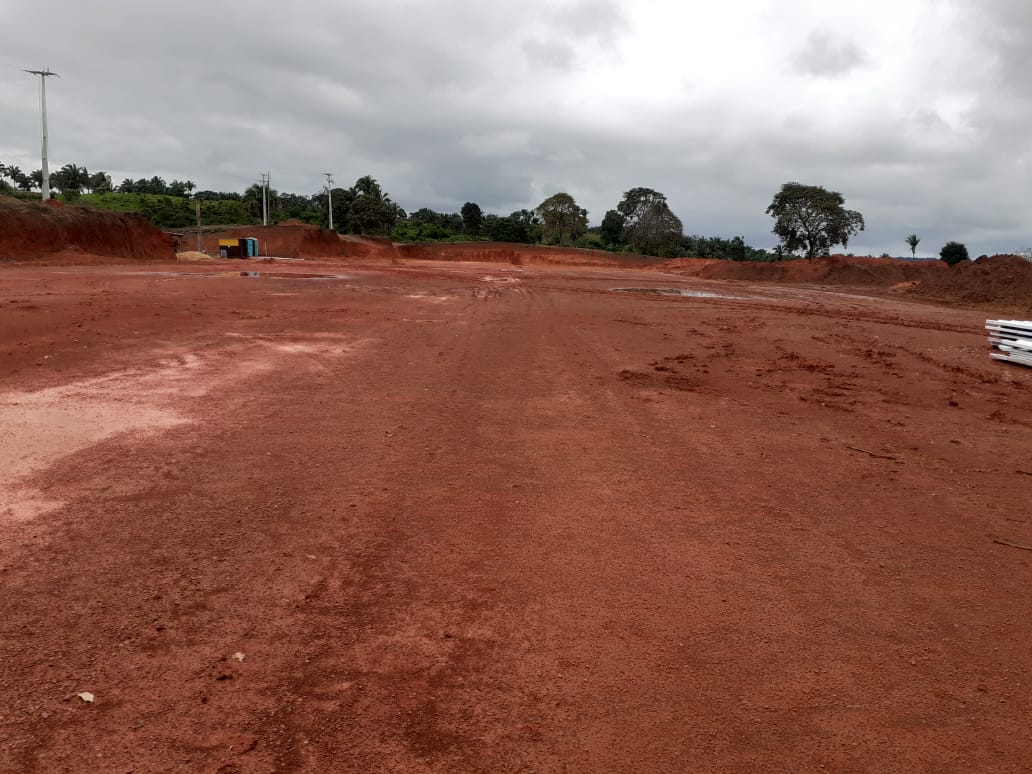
top-left (987, 319), bottom-right (1032, 368)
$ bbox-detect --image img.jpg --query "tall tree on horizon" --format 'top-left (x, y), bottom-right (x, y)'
top-left (461, 201), bottom-right (483, 238)
top-left (766, 182), bottom-right (864, 259)
top-left (536, 192), bottom-right (588, 246)
top-left (616, 187), bottom-right (683, 256)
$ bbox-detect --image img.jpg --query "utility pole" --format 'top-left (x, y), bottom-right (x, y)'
top-left (24, 68), bottom-right (59, 201)
top-left (259, 172), bottom-right (270, 226)
top-left (195, 196), bottom-right (203, 253)
top-left (324, 172), bottom-right (334, 231)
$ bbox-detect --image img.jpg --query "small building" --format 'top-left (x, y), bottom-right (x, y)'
top-left (217, 237), bottom-right (260, 259)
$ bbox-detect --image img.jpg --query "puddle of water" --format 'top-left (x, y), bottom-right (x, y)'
top-left (613, 287), bottom-right (744, 299)
top-left (175, 271), bottom-right (347, 280)
top-left (260, 272), bottom-right (347, 280)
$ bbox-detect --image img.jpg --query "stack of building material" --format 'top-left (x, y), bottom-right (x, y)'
top-left (987, 320), bottom-right (1032, 368)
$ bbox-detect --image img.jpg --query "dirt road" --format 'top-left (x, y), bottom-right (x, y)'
top-left (2, 261), bottom-right (1031, 773)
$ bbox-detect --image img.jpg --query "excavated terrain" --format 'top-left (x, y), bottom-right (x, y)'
top-left (1, 258), bottom-right (1031, 772)
top-left (0, 197), bottom-right (174, 264)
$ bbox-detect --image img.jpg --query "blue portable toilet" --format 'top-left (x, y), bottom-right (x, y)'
top-left (244, 237), bottom-right (259, 257)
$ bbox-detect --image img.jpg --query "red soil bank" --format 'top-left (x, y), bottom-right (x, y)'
top-left (198, 225), bottom-right (397, 260)
top-left (663, 253), bottom-right (1032, 308)
top-left (661, 253), bottom-right (1032, 310)
top-left (911, 255), bottom-right (1032, 309)
top-left (0, 196), bottom-right (174, 263)
top-left (396, 241), bottom-right (661, 267)
top-left (661, 254), bottom-right (947, 285)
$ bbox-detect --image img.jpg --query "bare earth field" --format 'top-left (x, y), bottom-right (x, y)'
top-left (1, 259), bottom-right (1031, 773)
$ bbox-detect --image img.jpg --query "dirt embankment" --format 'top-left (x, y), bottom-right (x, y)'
top-left (660, 253), bottom-right (1032, 309)
top-left (911, 255), bottom-right (1032, 309)
top-left (0, 196), bottom-right (175, 264)
top-left (199, 224), bottom-right (398, 261)
top-left (396, 242), bottom-right (663, 267)
top-left (661, 254), bottom-right (947, 285)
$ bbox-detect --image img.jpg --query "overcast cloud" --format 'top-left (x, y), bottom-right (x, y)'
top-left (1, 0), bottom-right (1030, 256)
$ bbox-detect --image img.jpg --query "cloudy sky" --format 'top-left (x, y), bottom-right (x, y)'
top-left (1, 0), bottom-right (1030, 256)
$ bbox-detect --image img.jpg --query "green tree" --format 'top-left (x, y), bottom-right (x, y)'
top-left (410, 208), bottom-right (441, 225)
top-left (345, 176), bottom-right (402, 235)
top-left (243, 183), bottom-right (268, 219)
top-left (486, 209), bottom-right (539, 243)
top-left (461, 201), bottom-right (483, 238)
top-left (599, 209), bottom-right (625, 246)
top-left (616, 187), bottom-right (683, 256)
top-left (4, 165), bottom-right (30, 191)
top-left (312, 186), bottom-right (351, 231)
top-left (939, 241), bottom-right (969, 266)
top-left (536, 192), bottom-right (588, 246)
top-left (905, 234), bottom-right (920, 258)
top-left (53, 163), bottom-right (89, 197)
top-left (509, 209), bottom-right (539, 243)
top-left (766, 182), bottom-right (864, 259)
top-left (168, 179), bottom-right (196, 197)
top-left (88, 171), bottom-right (113, 193)
top-left (681, 234), bottom-right (771, 262)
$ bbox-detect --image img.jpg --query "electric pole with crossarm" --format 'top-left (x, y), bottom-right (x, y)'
top-left (324, 172), bottom-right (335, 231)
top-left (24, 68), bottom-right (59, 201)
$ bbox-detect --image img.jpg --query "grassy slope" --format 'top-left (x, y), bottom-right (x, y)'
top-left (80, 192), bottom-right (259, 228)
top-left (80, 192), bottom-right (182, 212)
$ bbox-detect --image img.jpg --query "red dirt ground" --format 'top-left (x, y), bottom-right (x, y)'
top-left (2, 260), bottom-right (1032, 772)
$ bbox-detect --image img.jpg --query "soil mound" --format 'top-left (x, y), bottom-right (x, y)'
top-left (0, 196), bottom-right (175, 264)
top-left (200, 225), bottom-right (398, 260)
top-left (396, 242), bottom-right (662, 267)
top-left (686, 255), bottom-right (946, 285)
top-left (176, 251), bottom-right (216, 262)
top-left (911, 255), bottom-right (1032, 308)
top-left (659, 252), bottom-right (1032, 309)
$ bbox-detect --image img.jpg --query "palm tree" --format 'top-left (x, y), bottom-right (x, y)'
top-left (88, 171), bottom-right (112, 193)
top-left (351, 175), bottom-right (384, 199)
top-left (54, 163), bottom-right (89, 195)
top-left (4, 165), bottom-right (30, 191)
top-left (243, 183), bottom-right (279, 220)
top-left (349, 176), bottom-right (404, 235)
top-left (905, 234), bottom-right (920, 259)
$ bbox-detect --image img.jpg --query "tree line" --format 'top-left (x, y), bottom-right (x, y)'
top-left (0, 162), bottom-right (200, 199)
top-left (0, 161), bottom-right (977, 263)
top-left (396, 188), bottom-right (770, 261)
